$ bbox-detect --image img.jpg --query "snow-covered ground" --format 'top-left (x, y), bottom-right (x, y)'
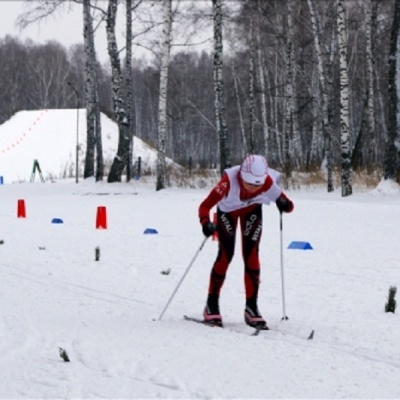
top-left (0, 110), bottom-right (400, 398)
top-left (0, 109), bottom-right (161, 183)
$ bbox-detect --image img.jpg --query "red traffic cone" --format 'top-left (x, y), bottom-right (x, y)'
top-left (17, 199), bottom-right (26, 218)
top-left (96, 206), bottom-right (107, 229)
top-left (212, 212), bottom-right (218, 241)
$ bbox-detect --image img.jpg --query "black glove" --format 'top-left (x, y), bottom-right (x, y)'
top-left (202, 222), bottom-right (217, 237)
top-left (276, 193), bottom-right (294, 213)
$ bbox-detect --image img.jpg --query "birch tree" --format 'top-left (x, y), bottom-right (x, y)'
top-left (156, 0), bottom-right (172, 191)
top-left (283, 0), bottom-right (294, 178)
top-left (15, 0), bottom-right (104, 181)
top-left (256, 0), bottom-right (268, 157)
top-left (337, 0), bottom-right (352, 196)
top-left (94, 61), bottom-right (104, 181)
top-left (230, 60), bottom-right (247, 156)
top-left (83, 0), bottom-right (103, 181)
top-left (125, 0), bottom-right (133, 182)
top-left (213, 0), bottom-right (231, 175)
top-left (384, 0), bottom-right (400, 180)
top-left (106, 0), bottom-right (131, 182)
top-left (351, 0), bottom-right (378, 173)
top-left (83, 0), bottom-right (95, 179)
top-left (365, 0), bottom-right (377, 169)
top-left (370, 0), bottom-right (387, 160)
top-left (248, 19), bottom-right (256, 154)
top-left (273, 47), bottom-right (283, 165)
top-left (288, 0), bottom-right (302, 169)
top-left (307, 0), bottom-right (334, 191)
top-left (8, 0), bottom-right (398, 176)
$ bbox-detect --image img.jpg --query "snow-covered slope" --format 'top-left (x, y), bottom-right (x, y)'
top-left (0, 109), bottom-right (162, 183)
top-left (0, 178), bottom-right (399, 398)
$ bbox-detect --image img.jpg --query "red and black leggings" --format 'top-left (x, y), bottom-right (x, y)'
top-left (208, 204), bottom-right (263, 303)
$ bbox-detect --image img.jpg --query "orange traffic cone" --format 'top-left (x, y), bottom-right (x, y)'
top-left (17, 199), bottom-right (26, 218)
top-left (96, 206), bottom-right (107, 229)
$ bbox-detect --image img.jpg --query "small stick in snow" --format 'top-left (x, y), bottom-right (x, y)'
top-left (59, 347), bottom-right (70, 362)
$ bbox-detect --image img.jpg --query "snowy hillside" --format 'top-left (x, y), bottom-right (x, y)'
top-left (0, 109), bottom-right (162, 183)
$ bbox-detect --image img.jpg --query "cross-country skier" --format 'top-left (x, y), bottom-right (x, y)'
top-left (198, 154), bottom-right (294, 328)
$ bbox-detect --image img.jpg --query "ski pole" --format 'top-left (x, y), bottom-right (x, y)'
top-left (280, 212), bottom-right (289, 320)
top-left (158, 236), bottom-right (209, 320)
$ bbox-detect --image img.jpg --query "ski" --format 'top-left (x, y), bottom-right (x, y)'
top-left (183, 315), bottom-right (223, 328)
top-left (183, 315), bottom-right (267, 334)
top-left (251, 325), bottom-right (270, 336)
top-left (183, 315), bottom-right (313, 339)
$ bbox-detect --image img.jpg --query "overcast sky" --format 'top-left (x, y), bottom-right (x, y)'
top-left (0, 0), bottom-right (144, 64)
top-left (0, 0), bottom-right (216, 66)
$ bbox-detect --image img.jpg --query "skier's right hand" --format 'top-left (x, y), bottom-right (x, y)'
top-left (202, 221), bottom-right (217, 237)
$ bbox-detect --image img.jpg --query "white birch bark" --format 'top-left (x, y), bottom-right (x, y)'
top-left (156, 0), bottom-right (172, 191)
top-left (309, 68), bottom-right (320, 166)
top-left (230, 61), bottom-right (247, 156)
top-left (307, 0), bottom-right (333, 191)
top-left (337, 0), bottom-right (352, 196)
top-left (83, 0), bottom-right (97, 179)
top-left (384, 0), bottom-right (400, 179)
top-left (288, 1), bottom-right (302, 169)
top-left (283, 0), bottom-right (294, 177)
top-left (274, 49), bottom-right (283, 165)
top-left (256, 0), bottom-right (268, 156)
top-left (125, 0), bottom-right (133, 182)
top-left (106, 0), bottom-right (130, 183)
top-left (365, 0), bottom-right (376, 166)
top-left (212, 0), bottom-right (231, 175)
top-left (248, 18), bottom-right (256, 154)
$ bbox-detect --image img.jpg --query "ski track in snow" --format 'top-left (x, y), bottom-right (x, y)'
top-left (0, 181), bottom-right (399, 398)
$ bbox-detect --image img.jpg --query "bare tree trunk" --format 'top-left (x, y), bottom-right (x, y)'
top-left (125, 0), bottom-right (133, 182)
top-left (384, 0), bottom-right (400, 180)
top-left (307, 0), bottom-right (334, 191)
top-left (337, 0), bottom-right (352, 196)
top-left (365, 0), bottom-right (376, 170)
top-left (326, 28), bottom-right (336, 190)
top-left (82, 0), bottom-right (103, 181)
top-left (291, 55), bottom-right (302, 169)
top-left (309, 67), bottom-right (321, 169)
top-left (274, 49), bottom-right (283, 165)
top-left (106, 0), bottom-right (130, 183)
top-left (230, 61), bottom-right (247, 156)
top-left (256, 0), bottom-right (268, 156)
top-left (156, 0), bottom-right (172, 191)
top-left (283, 0), bottom-right (294, 178)
top-left (352, 0), bottom-right (378, 173)
top-left (212, 0), bottom-right (231, 175)
top-left (263, 61), bottom-right (276, 162)
top-left (288, 1), bottom-right (302, 169)
top-left (351, 94), bottom-right (368, 170)
top-left (371, 0), bottom-right (386, 163)
top-left (83, 0), bottom-right (95, 179)
top-left (248, 19), bottom-right (256, 154)
top-left (94, 79), bottom-right (103, 181)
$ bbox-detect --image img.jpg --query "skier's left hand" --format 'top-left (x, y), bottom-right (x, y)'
top-left (276, 193), bottom-right (294, 213)
top-left (202, 222), bottom-right (217, 237)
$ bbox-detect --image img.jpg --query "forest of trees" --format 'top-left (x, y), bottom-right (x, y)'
top-left (1, 0), bottom-right (400, 193)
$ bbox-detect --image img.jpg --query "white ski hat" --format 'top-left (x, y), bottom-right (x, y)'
top-left (240, 155), bottom-right (269, 185)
